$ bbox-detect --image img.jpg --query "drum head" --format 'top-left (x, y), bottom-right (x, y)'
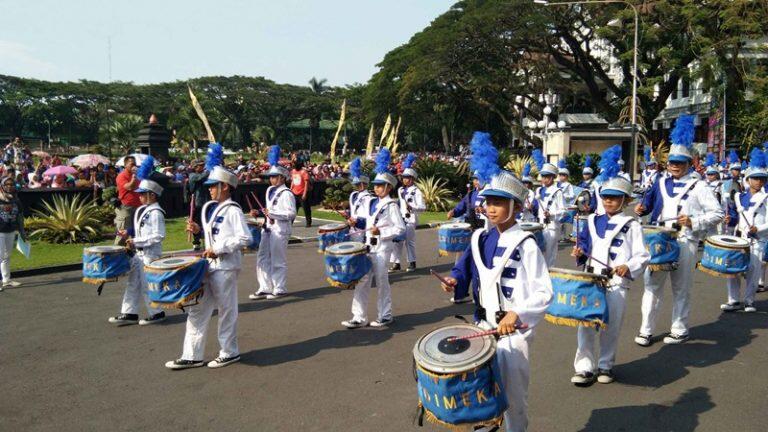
top-left (244, 215), bottom-right (262, 225)
top-left (440, 222), bottom-right (471, 230)
top-left (642, 225), bottom-right (676, 234)
top-left (318, 223), bottom-right (348, 233)
top-left (326, 241), bottom-right (366, 255)
top-left (414, 324), bottom-right (496, 374)
top-left (520, 222), bottom-right (544, 232)
top-left (709, 235), bottom-right (749, 248)
top-left (549, 267), bottom-right (608, 282)
top-left (147, 256), bottom-right (200, 269)
top-left (85, 245), bottom-right (125, 254)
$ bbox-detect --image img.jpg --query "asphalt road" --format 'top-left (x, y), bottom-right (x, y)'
top-left (1, 227), bottom-right (767, 432)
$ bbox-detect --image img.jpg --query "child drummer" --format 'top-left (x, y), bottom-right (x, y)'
top-left (390, 153), bottom-right (425, 273)
top-left (570, 147), bottom-right (650, 386)
top-left (439, 132), bottom-right (553, 432)
top-left (342, 148), bottom-right (405, 329)
top-left (110, 156), bottom-right (166, 326)
top-left (721, 148), bottom-right (768, 313)
top-left (167, 144), bottom-right (252, 370)
top-left (347, 157), bottom-right (371, 243)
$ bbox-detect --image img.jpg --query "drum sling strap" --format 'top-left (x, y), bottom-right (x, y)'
top-left (657, 179), bottom-right (698, 230)
top-left (269, 187), bottom-right (296, 224)
top-left (734, 192), bottom-right (766, 238)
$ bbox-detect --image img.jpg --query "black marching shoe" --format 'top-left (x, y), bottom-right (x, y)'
top-left (663, 333), bottom-right (690, 344)
top-left (139, 311), bottom-right (166, 326)
top-left (406, 262), bottom-right (416, 272)
top-left (571, 372), bottom-right (596, 386)
top-left (108, 313), bottom-right (139, 326)
top-left (165, 359), bottom-right (205, 370)
top-left (634, 333), bottom-right (652, 347)
top-left (597, 369), bottom-right (615, 384)
top-left (207, 355), bottom-right (241, 368)
top-left (388, 263), bottom-right (401, 273)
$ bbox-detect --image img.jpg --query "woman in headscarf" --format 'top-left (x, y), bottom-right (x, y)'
top-left (0, 175), bottom-right (26, 289)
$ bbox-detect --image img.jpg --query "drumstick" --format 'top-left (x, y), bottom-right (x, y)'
top-left (251, 192), bottom-right (274, 224)
top-left (584, 253), bottom-right (634, 281)
top-left (447, 324), bottom-right (530, 342)
top-left (187, 195), bottom-right (195, 242)
top-left (245, 193), bottom-right (255, 211)
top-left (430, 269), bottom-right (452, 286)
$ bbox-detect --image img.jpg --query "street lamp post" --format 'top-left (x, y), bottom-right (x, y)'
top-left (535, 0), bottom-right (639, 176)
top-left (527, 91), bottom-right (567, 154)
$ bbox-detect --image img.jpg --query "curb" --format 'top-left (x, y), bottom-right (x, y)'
top-left (11, 222), bottom-right (444, 278)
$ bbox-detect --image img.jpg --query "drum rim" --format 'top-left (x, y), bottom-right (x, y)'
top-left (84, 245), bottom-right (126, 254)
top-left (413, 324), bottom-right (497, 374)
top-left (707, 235), bottom-right (750, 249)
top-left (549, 266), bottom-right (609, 281)
top-left (325, 241), bottom-right (367, 255)
top-left (641, 225), bottom-right (677, 233)
top-left (519, 222), bottom-right (544, 230)
top-left (318, 223), bottom-right (349, 233)
top-left (146, 255), bottom-right (201, 270)
top-left (439, 222), bottom-right (472, 230)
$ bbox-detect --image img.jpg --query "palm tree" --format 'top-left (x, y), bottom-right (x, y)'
top-left (100, 114), bottom-right (143, 156)
top-left (308, 77), bottom-right (329, 151)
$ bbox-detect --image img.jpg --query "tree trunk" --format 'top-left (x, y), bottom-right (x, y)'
top-left (442, 125), bottom-right (450, 153)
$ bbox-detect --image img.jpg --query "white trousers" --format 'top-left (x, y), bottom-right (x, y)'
top-left (390, 222), bottom-right (416, 264)
top-left (256, 230), bottom-right (289, 295)
top-left (120, 254), bottom-right (162, 316)
top-left (181, 270), bottom-right (240, 360)
top-left (640, 239), bottom-right (698, 336)
top-left (726, 243), bottom-right (762, 305)
top-left (541, 226), bottom-right (559, 268)
top-left (351, 245), bottom-right (393, 322)
top-left (574, 287), bottom-right (627, 373)
top-left (496, 330), bottom-right (533, 432)
top-left (0, 231), bottom-right (15, 283)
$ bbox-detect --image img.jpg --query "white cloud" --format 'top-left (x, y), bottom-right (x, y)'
top-left (0, 40), bottom-right (63, 81)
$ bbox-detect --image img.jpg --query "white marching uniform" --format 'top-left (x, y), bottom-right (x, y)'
top-left (534, 184), bottom-right (565, 267)
top-left (256, 184), bottom-right (297, 296)
top-left (351, 196), bottom-right (405, 323)
top-left (574, 214), bottom-right (649, 374)
top-left (349, 189), bottom-right (372, 243)
top-left (121, 203), bottom-right (165, 316)
top-left (641, 169), bottom-right (658, 190)
top-left (390, 185), bottom-right (426, 265)
top-left (706, 179), bottom-right (724, 235)
top-left (726, 190), bottom-right (768, 306)
top-left (639, 174), bottom-right (723, 338)
top-left (558, 181), bottom-right (575, 240)
top-left (181, 199), bottom-right (251, 361)
top-left (618, 171), bottom-right (631, 182)
top-left (521, 189), bottom-right (536, 222)
top-left (451, 225), bottom-right (553, 432)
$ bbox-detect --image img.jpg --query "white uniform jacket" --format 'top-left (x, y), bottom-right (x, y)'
top-left (731, 190), bottom-right (768, 243)
top-left (349, 190), bottom-right (372, 219)
top-left (534, 184), bottom-right (565, 229)
top-left (202, 199), bottom-right (252, 271)
top-left (356, 196), bottom-right (406, 254)
top-left (132, 202), bottom-right (165, 261)
top-left (397, 185), bottom-right (426, 225)
top-left (265, 184), bottom-right (297, 236)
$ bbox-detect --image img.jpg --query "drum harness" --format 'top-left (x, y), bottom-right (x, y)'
top-left (133, 205), bottom-right (166, 253)
top-left (733, 191), bottom-right (765, 245)
top-left (538, 186), bottom-right (563, 225)
top-left (203, 200), bottom-right (242, 262)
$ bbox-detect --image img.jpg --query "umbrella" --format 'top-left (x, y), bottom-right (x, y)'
top-left (70, 153), bottom-right (110, 168)
top-left (32, 151), bottom-right (51, 158)
top-left (116, 153), bottom-right (149, 167)
top-left (43, 165), bottom-right (78, 177)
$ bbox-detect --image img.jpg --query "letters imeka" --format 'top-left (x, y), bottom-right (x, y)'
top-left (421, 383), bottom-right (502, 410)
top-left (556, 292), bottom-right (601, 308)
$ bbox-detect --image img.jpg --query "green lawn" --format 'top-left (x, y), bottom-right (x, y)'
top-left (13, 206), bottom-right (449, 272)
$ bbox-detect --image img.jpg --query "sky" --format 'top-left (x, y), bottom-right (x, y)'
top-left (0, 0), bottom-right (455, 87)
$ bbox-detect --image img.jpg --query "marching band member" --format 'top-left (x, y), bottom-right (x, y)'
top-left (641, 148), bottom-right (659, 191)
top-left (531, 149), bottom-right (565, 267)
top-left (167, 144), bottom-right (251, 370)
top-left (520, 164), bottom-right (536, 222)
top-left (448, 173), bottom-right (487, 228)
top-left (721, 151), bottom-right (743, 234)
top-left (110, 156), bottom-right (167, 326)
top-left (579, 156), bottom-right (594, 189)
top-left (557, 159), bottom-right (575, 241)
top-left (250, 145), bottom-right (296, 300)
top-left (704, 153), bottom-right (723, 235)
top-left (570, 148), bottom-right (650, 386)
top-left (347, 157), bottom-right (372, 243)
top-left (439, 132), bottom-right (553, 432)
top-left (390, 153), bottom-right (425, 273)
top-left (721, 148), bottom-right (768, 313)
top-left (343, 148), bottom-right (405, 329)
top-left (617, 159), bottom-right (631, 182)
top-left (0, 175), bottom-right (26, 290)
top-left (634, 115), bottom-right (723, 346)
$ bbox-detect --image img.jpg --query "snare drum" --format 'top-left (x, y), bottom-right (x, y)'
top-left (519, 222), bottom-right (545, 252)
top-left (413, 324), bottom-right (507, 429)
top-left (642, 225), bottom-right (680, 271)
top-left (145, 256), bottom-right (208, 310)
top-left (324, 241), bottom-right (372, 289)
top-left (697, 235), bottom-right (750, 278)
top-left (318, 223), bottom-right (351, 253)
top-left (438, 222), bottom-right (472, 256)
top-left (245, 215), bottom-right (262, 251)
top-left (546, 268), bottom-right (609, 329)
top-left (83, 245), bottom-right (131, 285)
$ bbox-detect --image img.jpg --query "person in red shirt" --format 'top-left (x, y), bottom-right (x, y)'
top-left (114, 156), bottom-right (141, 245)
top-left (290, 160), bottom-right (312, 227)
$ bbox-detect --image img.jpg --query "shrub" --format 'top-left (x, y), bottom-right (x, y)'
top-left (414, 159), bottom-right (465, 196)
top-left (28, 195), bottom-right (105, 244)
top-left (322, 178), bottom-right (354, 210)
top-left (416, 176), bottom-right (453, 212)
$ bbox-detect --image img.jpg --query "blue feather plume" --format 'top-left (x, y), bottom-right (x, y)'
top-left (704, 152), bottom-right (716, 167)
top-left (205, 142), bottom-right (223, 172)
top-left (558, 159), bottom-right (566, 169)
top-left (375, 148), bottom-right (391, 174)
top-left (728, 150), bottom-right (739, 164)
top-left (350, 157), bottom-right (362, 179)
top-left (531, 149), bottom-right (545, 171)
top-left (597, 145), bottom-right (622, 183)
top-left (402, 153), bottom-right (416, 169)
top-left (584, 155), bottom-right (592, 169)
top-left (670, 115), bottom-right (696, 148)
top-left (750, 147), bottom-right (767, 170)
top-left (469, 131), bottom-right (500, 184)
top-left (644, 147), bottom-right (651, 162)
top-left (268, 145), bottom-right (281, 166)
top-left (720, 159), bottom-right (727, 168)
top-left (137, 155), bottom-right (155, 181)
top-left (522, 163), bottom-right (531, 177)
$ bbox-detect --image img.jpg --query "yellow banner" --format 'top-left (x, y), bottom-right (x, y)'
top-left (387, 116), bottom-right (402, 153)
top-left (379, 114), bottom-right (392, 147)
top-left (187, 85), bottom-right (215, 143)
top-left (365, 123), bottom-right (375, 158)
top-left (329, 99), bottom-right (347, 165)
